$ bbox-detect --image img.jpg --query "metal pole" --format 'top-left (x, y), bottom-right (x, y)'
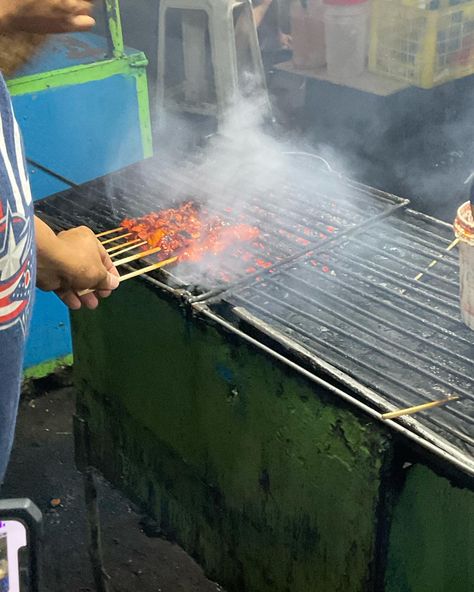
top-left (103, 0), bottom-right (125, 58)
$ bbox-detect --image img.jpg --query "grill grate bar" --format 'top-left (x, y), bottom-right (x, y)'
top-left (134, 165), bottom-right (366, 239)
top-left (377, 224), bottom-right (459, 269)
top-left (339, 251), bottom-right (459, 305)
top-left (350, 237), bottom-right (459, 288)
top-left (298, 265), bottom-right (472, 348)
top-left (235, 284), bottom-right (473, 407)
top-left (279, 270), bottom-right (472, 369)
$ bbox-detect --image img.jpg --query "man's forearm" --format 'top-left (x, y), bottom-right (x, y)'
top-left (253, 0), bottom-right (273, 28)
top-left (35, 215), bottom-right (60, 256)
top-left (34, 216), bottom-right (67, 291)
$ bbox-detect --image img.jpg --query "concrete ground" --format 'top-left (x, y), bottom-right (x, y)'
top-left (2, 378), bottom-right (224, 592)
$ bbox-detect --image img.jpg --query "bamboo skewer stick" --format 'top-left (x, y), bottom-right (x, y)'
top-left (114, 245), bottom-right (162, 267)
top-left (106, 239), bottom-right (145, 254)
top-left (413, 238), bottom-right (460, 282)
top-left (96, 227), bottom-right (123, 238)
top-left (118, 256), bottom-right (178, 282)
top-left (109, 241), bottom-right (147, 257)
top-left (100, 232), bottom-right (132, 246)
top-left (77, 256), bottom-right (178, 297)
top-left (381, 395), bottom-right (460, 420)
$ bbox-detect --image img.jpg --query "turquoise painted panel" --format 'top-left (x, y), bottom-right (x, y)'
top-left (14, 32), bottom-right (137, 76)
top-left (26, 290), bottom-right (72, 369)
top-left (14, 73), bottom-right (146, 370)
top-left (15, 74), bottom-right (143, 185)
top-left (27, 164), bottom-right (69, 200)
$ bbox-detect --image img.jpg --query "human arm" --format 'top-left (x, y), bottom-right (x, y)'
top-left (35, 216), bottom-right (119, 310)
top-left (253, 0), bottom-right (274, 28)
top-left (0, 0), bottom-right (95, 34)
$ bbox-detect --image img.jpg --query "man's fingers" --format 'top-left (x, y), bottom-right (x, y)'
top-left (57, 290), bottom-right (82, 311)
top-left (67, 14), bottom-right (95, 31)
top-left (97, 241), bottom-right (120, 290)
top-left (98, 241), bottom-right (119, 273)
top-left (93, 271), bottom-right (120, 292)
top-left (78, 292), bottom-right (100, 310)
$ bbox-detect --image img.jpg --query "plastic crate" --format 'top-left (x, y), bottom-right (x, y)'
top-left (369, 0), bottom-right (474, 88)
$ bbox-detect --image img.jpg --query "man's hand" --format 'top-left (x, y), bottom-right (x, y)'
top-left (35, 218), bottom-right (119, 310)
top-left (279, 31), bottom-right (293, 50)
top-left (0, 0), bottom-right (95, 34)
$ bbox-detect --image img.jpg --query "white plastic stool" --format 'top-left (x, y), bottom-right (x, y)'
top-left (157, 0), bottom-right (270, 125)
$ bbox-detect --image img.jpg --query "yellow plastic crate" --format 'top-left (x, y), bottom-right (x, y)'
top-left (369, 0), bottom-right (474, 88)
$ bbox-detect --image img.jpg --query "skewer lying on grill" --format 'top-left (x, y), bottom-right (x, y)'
top-left (381, 395), bottom-right (460, 420)
top-left (77, 256), bottom-right (178, 297)
top-left (413, 237), bottom-right (460, 282)
top-left (400, 237), bottom-right (459, 295)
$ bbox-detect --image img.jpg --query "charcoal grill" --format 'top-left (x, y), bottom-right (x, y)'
top-left (216, 208), bottom-right (474, 473)
top-left (37, 152), bottom-right (407, 294)
top-left (36, 153), bottom-right (474, 476)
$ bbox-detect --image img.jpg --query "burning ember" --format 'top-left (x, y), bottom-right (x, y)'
top-left (121, 202), bottom-right (260, 262)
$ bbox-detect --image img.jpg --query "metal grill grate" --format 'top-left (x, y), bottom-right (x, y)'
top-left (222, 209), bottom-right (474, 462)
top-left (35, 153), bottom-right (407, 295)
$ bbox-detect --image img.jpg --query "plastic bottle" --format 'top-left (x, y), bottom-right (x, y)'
top-left (454, 201), bottom-right (474, 330)
top-left (291, 0), bottom-right (326, 69)
top-left (323, 0), bottom-right (370, 80)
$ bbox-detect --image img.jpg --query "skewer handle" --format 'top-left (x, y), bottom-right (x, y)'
top-left (96, 227), bottom-right (123, 238)
top-left (107, 239), bottom-right (145, 254)
top-left (100, 232), bottom-right (132, 246)
top-left (118, 257), bottom-right (178, 282)
top-left (114, 245), bottom-right (162, 267)
top-left (76, 256), bottom-right (178, 297)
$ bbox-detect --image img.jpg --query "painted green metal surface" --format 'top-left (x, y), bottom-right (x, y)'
top-left (72, 280), bottom-right (393, 592)
top-left (71, 279), bottom-right (474, 591)
top-left (105, 0), bottom-right (125, 57)
top-left (385, 464), bottom-right (474, 592)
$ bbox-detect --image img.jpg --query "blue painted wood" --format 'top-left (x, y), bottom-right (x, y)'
top-left (15, 69), bottom-right (147, 370)
top-left (15, 32), bottom-right (137, 76)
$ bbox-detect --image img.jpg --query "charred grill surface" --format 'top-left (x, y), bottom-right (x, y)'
top-left (223, 209), bottom-right (474, 461)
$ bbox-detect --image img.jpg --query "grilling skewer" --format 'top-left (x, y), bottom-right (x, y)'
top-left (381, 395), bottom-right (460, 420)
top-left (108, 241), bottom-right (148, 257)
top-left (77, 256), bottom-right (178, 297)
top-left (113, 245), bottom-right (162, 267)
top-left (96, 227), bottom-right (123, 238)
top-left (100, 232), bottom-right (132, 246)
top-left (118, 256), bottom-right (179, 282)
top-left (106, 239), bottom-right (145, 254)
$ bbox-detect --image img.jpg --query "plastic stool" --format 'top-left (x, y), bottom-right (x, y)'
top-left (157, 0), bottom-right (269, 125)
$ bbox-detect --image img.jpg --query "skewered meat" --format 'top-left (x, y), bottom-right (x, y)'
top-left (121, 202), bottom-right (259, 261)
